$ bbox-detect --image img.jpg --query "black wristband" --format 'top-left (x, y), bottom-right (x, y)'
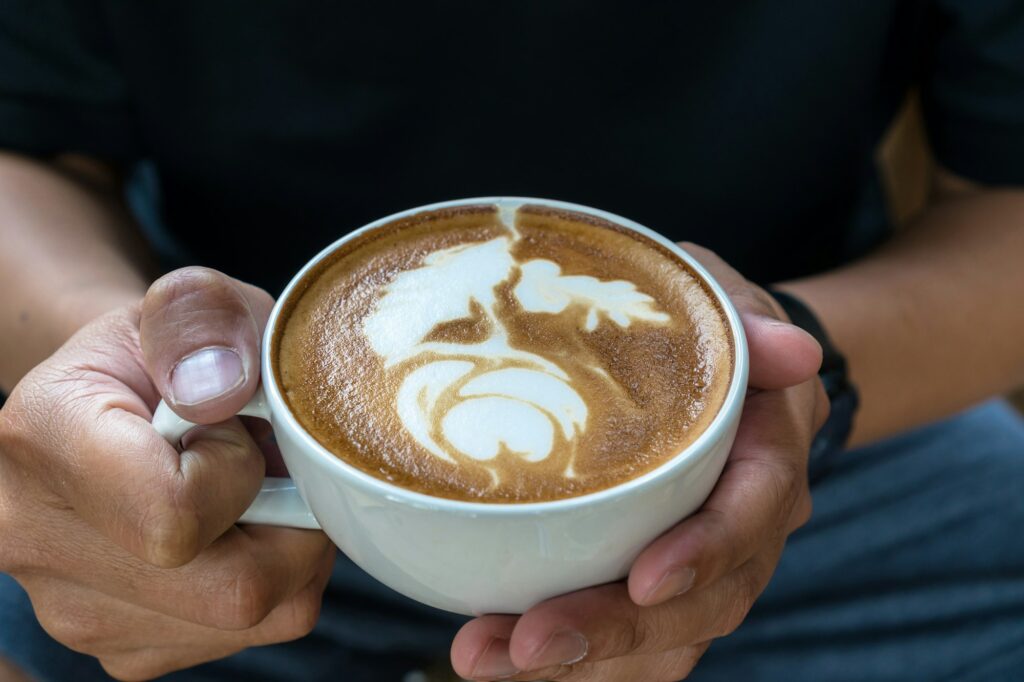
top-left (768, 289), bottom-right (859, 481)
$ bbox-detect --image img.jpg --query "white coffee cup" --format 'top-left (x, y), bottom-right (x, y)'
top-left (153, 197), bottom-right (749, 616)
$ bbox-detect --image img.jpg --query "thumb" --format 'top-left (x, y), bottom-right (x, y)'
top-left (140, 267), bottom-right (275, 423)
top-left (742, 311), bottom-right (822, 390)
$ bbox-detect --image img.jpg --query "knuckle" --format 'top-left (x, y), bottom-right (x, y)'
top-left (283, 588), bottom-right (323, 640)
top-left (622, 607), bottom-right (653, 654)
top-left (137, 497), bottom-right (200, 568)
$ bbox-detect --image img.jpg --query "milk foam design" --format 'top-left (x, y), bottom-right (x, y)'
top-left (362, 211), bottom-right (670, 479)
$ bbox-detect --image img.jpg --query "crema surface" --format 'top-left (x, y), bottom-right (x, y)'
top-left (274, 204), bottom-right (733, 502)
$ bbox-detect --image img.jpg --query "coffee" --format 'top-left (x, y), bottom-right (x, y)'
top-left (274, 202), bottom-right (733, 503)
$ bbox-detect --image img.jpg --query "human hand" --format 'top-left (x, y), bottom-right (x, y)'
top-left (451, 244), bottom-right (829, 681)
top-left (0, 268), bottom-right (335, 680)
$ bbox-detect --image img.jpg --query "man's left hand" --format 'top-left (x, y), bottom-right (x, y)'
top-left (451, 244), bottom-right (830, 681)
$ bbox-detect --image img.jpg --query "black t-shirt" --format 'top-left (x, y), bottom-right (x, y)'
top-left (3, 1), bottom-right (1024, 296)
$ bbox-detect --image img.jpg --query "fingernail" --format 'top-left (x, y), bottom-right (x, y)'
top-left (471, 637), bottom-right (519, 679)
top-left (170, 347), bottom-right (244, 405)
top-left (642, 566), bottom-right (696, 605)
top-left (748, 312), bottom-right (789, 328)
top-left (527, 631), bottom-right (589, 670)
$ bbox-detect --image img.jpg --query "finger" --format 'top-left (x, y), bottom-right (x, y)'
top-left (678, 243), bottom-right (821, 389)
top-left (452, 615), bottom-right (521, 680)
top-left (27, 548), bottom-right (334, 680)
top-left (27, 542), bottom-right (333, 651)
top-left (140, 267), bottom-right (274, 423)
top-left (742, 311), bottom-right (822, 390)
top-left (44, 509), bottom-right (333, 629)
top-left (503, 584), bottom-right (704, 671)
top-left (629, 387), bottom-right (814, 606)
top-left (59, 410), bottom-right (266, 567)
top-left (134, 525), bottom-right (333, 630)
top-left (460, 561), bottom-right (766, 675)
top-left (504, 643), bottom-right (711, 682)
top-left (100, 561), bottom-right (333, 681)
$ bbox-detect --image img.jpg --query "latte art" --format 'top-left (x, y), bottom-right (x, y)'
top-left (363, 228), bottom-right (670, 481)
top-left (275, 202), bottom-right (733, 502)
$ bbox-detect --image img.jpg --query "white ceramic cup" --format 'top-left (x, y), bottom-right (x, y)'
top-left (152, 197), bottom-right (749, 616)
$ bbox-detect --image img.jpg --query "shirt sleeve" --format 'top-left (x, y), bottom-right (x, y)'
top-left (922, 0), bottom-right (1024, 185)
top-left (0, 0), bottom-right (139, 160)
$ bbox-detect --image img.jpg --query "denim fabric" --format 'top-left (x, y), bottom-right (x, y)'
top-left (2, 401), bottom-right (1022, 682)
top-left (692, 400), bottom-right (1024, 682)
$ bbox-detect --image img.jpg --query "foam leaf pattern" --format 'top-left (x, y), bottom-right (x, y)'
top-left (363, 238), bottom-right (515, 365)
top-left (514, 259), bottom-right (671, 331)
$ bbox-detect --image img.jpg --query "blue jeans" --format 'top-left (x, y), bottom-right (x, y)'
top-left (3, 401), bottom-right (1023, 681)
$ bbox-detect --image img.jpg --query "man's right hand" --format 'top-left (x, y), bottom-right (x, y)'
top-left (0, 267), bottom-right (335, 681)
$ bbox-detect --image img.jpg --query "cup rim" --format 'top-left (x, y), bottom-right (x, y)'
top-left (260, 197), bottom-right (749, 515)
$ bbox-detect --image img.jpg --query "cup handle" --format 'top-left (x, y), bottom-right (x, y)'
top-left (151, 387), bottom-right (320, 530)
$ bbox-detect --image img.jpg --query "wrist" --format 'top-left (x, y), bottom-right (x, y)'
top-left (768, 288), bottom-right (859, 481)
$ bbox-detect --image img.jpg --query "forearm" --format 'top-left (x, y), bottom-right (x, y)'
top-left (0, 152), bottom-right (151, 390)
top-left (780, 187), bottom-right (1024, 447)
